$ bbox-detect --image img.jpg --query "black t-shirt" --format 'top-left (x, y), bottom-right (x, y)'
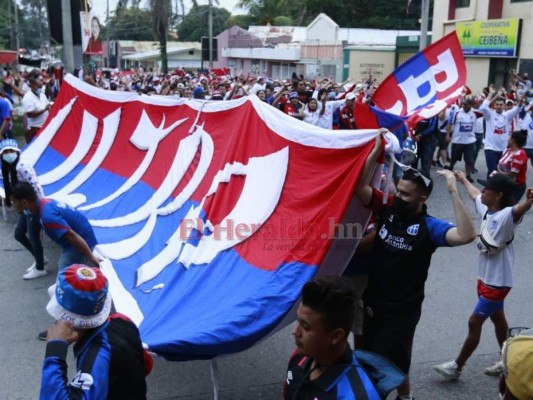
top-left (363, 191), bottom-right (453, 311)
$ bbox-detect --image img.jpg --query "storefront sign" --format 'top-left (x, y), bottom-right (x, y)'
top-left (456, 18), bottom-right (521, 58)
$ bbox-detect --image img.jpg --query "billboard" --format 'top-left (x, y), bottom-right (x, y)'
top-left (80, 11), bottom-right (103, 55)
top-left (456, 18), bottom-right (521, 58)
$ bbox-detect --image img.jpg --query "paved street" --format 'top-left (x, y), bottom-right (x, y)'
top-left (1, 153), bottom-right (533, 400)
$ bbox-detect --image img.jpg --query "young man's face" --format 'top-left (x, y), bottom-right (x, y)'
top-left (396, 179), bottom-right (425, 205)
top-left (292, 303), bottom-right (334, 359)
top-left (480, 188), bottom-right (501, 208)
top-left (494, 100), bottom-right (505, 114)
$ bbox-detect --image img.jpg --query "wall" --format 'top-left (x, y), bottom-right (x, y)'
top-left (346, 48), bottom-right (395, 82)
top-left (432, 0), bottom-right (533, 92)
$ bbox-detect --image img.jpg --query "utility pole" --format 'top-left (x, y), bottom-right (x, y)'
top-left (13, 0), bottom-right (19, 69)
top-left (208, 0), bottom-right (213, 68)
top-left (61, 0), bottom-right (75, 73)
top-left (7, 0), bottom-right (13, 51)
top-left (106, 0), bottom-right (110, 67)
top-left (419, 0), bottom-right (430, 50)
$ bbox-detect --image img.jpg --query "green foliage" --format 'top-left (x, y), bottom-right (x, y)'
top-left (176, 5), bottom-right (231, 42)
top-left (226, 14), bottom-right (255, 30)
top-left (236, 0), bottom-right (288, 25)
top-left (107, 7), bottom-right (156, 41)
top-left (19, 0), bottom-right (47, 49)
top-left (0, 0), bottom-right (48, 50)
top-left (235, 0), bottom-right (421, 29)
top-left (272, 16), bottom-right (293, 26)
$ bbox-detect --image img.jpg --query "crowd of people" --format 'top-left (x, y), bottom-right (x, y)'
top-left (1, 64), bottom-right (533, 400)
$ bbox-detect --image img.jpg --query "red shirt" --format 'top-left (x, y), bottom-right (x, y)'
top-left (283, 103), bottom-right (303, 120)
top-left (498, 148), bottom-right (528, 185)
top-left (339, 105), bottom-right (356, 129)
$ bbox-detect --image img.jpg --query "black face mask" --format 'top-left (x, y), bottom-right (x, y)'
top-left (391, 196), bottom-right (418, 218)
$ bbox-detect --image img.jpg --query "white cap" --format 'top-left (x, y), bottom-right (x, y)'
top-left (345, 92), bottom-right (356, 100)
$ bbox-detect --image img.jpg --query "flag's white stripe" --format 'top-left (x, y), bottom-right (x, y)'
top-left (157, 125), bottom-right (214, 215)
top-left (20, 97), bottom-right (77, 167)
top-left (38, 111), bottom-right (98, 185)
top-left (98, 256), bottom-right (144, 327)
top-left (89, 128), bottom-right (201, 227)
top-left (79, 114), bottom-right (188, 211)
top-left (96, 212), bottom-right (158, 260)
top-left (48, 109), bottom-right (121, 206)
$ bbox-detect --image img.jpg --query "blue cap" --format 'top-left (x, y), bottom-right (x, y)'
top-left (193, 87), bottom-right (205, 98)
top-left (0, 138), bottom-right (19, 154)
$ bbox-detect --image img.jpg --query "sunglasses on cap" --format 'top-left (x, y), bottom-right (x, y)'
top-left (401, 165), bottom-right (432, 189)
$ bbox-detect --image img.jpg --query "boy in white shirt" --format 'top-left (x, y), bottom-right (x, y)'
top-left (434, 174), bottom-right (533, 379)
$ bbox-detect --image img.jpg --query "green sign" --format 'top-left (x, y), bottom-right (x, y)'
top-left (456, 18), bottom-right (521, 58)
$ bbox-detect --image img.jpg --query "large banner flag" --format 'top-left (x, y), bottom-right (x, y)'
top-left (16, 75), bottom-right (378, 360)
top-left (354, 101), bottom-right (407, 131)
top-left (372, 31), bottom-right (467, 126)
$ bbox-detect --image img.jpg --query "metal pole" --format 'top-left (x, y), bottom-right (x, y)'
top-left (13, 0), bottom-right (19, 57)
top-left (61, 0), bottom-right (75, 73)
top-left (419, 0), bottom-right (430, 50)
top-left (208, 0), bottom-right (213, 68)
top-left (7, 0), bottom-right (13, 51)
top-left (106, 0), bottom-right (110, 67)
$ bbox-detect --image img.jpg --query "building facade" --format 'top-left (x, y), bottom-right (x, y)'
top-left (432, 0), bottom-right (533, 92)
top-left (215, 14), bottom-right (420, 82)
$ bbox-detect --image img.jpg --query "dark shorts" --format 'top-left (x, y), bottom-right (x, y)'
top-left (436, 131), bottom-right (448, 150)
top-left (362, 305), bottom-right (421, 374)
top-left (451, 142), bottom-right (476, 165)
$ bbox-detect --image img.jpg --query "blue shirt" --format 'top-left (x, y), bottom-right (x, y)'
top-left (38, 198), bottom-right (97, 250)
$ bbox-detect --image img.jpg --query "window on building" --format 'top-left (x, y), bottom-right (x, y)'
top-left (456, 0), bottom-right (470, 7)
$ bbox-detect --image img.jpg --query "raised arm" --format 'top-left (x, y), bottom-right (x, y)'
top-left (355, 129), bottom-right (386, 206)
top-left (454, 170), bottom-right (482, 200)
top-left (436, 169), bottom-right (476, 246)
top-left (512, 188), bottom-right (533, 223)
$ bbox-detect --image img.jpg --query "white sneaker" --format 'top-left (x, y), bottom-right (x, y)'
top-left (23, 268), bottom-right (48, 280)
top-left (26, 262), bottom-right (36, 273)
top-left (484, 360), bottom-right (503, 376)
top-left (433, 360), bottom-right (461, 380)
top-left (26, 257), bottom-right (49, 273)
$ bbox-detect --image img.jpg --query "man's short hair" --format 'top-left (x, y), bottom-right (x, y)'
top-left (494, 96), bottom-right (506, 104)
top-left (401, 168), bottom-right (434, 197)
top-left (512, 130), bottom-right (528, 148)
top-left (301, 276), bottom-right (356, 338)
top-left (12, 182), bottom-right (37, 202)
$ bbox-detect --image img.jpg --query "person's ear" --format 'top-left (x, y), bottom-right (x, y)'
top-left (330, 328), bottom-right (345, 346)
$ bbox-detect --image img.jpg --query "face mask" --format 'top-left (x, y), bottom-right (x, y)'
top-left (2, 153), bottom-right (17, 164)
top-left (34, 88), bottom-right (42, 96)
top-left (391, 196), bottom-right (417, 218)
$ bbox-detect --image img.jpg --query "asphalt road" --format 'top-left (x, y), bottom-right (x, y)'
top-left (1, 153), bottom-right (533, 400)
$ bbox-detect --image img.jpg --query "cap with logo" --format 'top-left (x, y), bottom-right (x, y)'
top-left (46, 264), bottom-right (112, 329)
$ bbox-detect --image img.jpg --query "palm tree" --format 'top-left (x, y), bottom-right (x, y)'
top-left (150, 0), bottom-right (170, 73)
top-left (236, 0), bottom-right (288, 25)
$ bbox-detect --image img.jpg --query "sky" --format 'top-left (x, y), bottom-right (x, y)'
top-left (92, 0), bottom-right (243, 23)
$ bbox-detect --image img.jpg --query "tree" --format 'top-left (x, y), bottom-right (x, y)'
top-left (236, 0), bottom-right (288, 25)
top-left (176, 5), bottom-right (230, 42)
top-left (13, 0), bottom-right (48, 50)
top-left (150, 0), bottom-right (170, 73)
top-left (107, 6), bottom-right (155, 41)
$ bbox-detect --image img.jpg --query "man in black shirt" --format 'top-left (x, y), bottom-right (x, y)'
top-left (354, 129), bottom-right (476, 400)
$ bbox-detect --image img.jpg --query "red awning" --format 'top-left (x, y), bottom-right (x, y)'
top-left (0, 51), bottom-right (18, 64)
